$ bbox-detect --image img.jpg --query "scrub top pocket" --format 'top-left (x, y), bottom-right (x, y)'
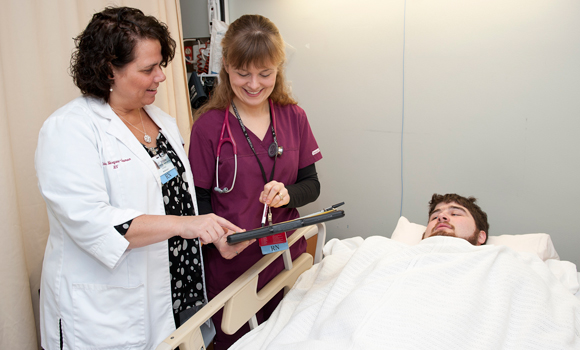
top-left (72, 283), bottom-right (146, 349)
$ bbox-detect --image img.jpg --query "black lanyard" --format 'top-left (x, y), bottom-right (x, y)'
top-left (231, 100), bottom-right (278, 184)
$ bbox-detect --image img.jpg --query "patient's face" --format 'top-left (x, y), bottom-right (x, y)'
top-left (423, 202), bottom-right (486, 245)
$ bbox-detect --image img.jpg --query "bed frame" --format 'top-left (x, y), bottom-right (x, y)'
top-left (155, 223), bottom-right (327, 350)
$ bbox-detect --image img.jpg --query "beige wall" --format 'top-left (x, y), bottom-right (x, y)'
top-left (227, 0), bottom-right (580, 266)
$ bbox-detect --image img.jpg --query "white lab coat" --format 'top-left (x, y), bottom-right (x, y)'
top-left (35, 96), bottom-right (199, 350)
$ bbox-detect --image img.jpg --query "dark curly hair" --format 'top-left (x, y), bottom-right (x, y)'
top-left (70, 6), bottom-right (176, 102)
top-left (428, 193), bottom-right (489, 244)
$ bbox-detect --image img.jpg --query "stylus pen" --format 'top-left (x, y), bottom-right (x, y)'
top-left (323, 202), bottom-right (345, 211)
top-left (299, 202), bottom-right (346, 219)
top-left (261, 203), bottom-right (269, 227)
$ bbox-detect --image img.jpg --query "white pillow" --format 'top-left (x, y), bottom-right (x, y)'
top-left (390, 216), bottom-right (560, 261)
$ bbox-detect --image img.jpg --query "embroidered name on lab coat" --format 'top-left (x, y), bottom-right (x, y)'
top-left (102, 158), bottom-right (132, 169)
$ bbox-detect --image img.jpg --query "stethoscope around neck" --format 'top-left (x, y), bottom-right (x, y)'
top-left (214, 99), bottom-right (283, 193)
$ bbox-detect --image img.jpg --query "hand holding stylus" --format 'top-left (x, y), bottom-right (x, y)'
top-left (260, 180), bottom-right (289, 208)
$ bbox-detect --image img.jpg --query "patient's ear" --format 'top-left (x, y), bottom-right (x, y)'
top-left (476, 231), bottom-right (487, 246)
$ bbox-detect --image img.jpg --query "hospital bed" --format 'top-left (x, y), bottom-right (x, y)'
top-left (156, 218), bottom-right (580, 350)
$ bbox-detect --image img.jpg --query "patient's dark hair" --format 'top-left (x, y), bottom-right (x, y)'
top-left (70, 6), bottom-right (176, 102)
top-left (428, 193), bottom-right (489, 244)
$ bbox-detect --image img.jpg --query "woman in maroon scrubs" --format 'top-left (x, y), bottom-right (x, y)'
top-left (188, 14), bottom-right (323, 349)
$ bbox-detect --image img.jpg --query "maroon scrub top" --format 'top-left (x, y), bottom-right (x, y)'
top-left (188, 102), bottom-right (322, 348)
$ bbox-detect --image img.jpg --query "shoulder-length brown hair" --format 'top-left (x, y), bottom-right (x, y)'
top-left (195, 15), bottom-right (296, 119)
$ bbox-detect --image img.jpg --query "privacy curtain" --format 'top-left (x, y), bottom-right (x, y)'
top-left (0, 1), bottom-right (191, 348)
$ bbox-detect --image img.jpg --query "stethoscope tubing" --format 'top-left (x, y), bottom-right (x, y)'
top-left (214, 106), bottom-right (238, 193)
top-left (214, 99), bottom-right (278, 194)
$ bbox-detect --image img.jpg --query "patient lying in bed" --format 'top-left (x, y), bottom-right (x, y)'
top-left (422, 193), bottom-right (489, 245)
top-left (231, 193), bottom-right (580, 349)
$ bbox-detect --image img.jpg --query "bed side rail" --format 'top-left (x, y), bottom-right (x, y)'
top-left (155, 223), bottom-right (325, 350)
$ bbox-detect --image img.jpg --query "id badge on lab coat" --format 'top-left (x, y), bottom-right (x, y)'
top-left (152, 152), bottom-right (178, 184)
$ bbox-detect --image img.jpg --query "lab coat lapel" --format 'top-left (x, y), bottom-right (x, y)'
top-left (145, 106), bottom-right (199, 215)
top-left (147, 110), bottom-right (184, 166)
top-left (88, 99), bottom-right (161, 186)
top-left (146, 106), bottom-right (174, 146)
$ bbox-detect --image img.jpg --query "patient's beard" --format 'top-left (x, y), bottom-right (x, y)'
top-left (430, 224), bottom-right (456, 238)
top-left (430, 224), bottom-right (479, 245)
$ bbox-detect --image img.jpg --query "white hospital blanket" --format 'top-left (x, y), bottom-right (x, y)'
top-left (231, 236), bottom-right (580, 350)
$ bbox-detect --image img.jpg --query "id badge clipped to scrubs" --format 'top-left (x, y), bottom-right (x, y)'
top-left (152, 152), bottom-right (178, 184)
top-left (259, 208), bottom-right (289, 254)
top-left (259, 232), bottom-right (289, 254)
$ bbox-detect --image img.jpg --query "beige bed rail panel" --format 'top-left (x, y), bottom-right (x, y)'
top-left (222, 253), bottom-right (313, 334)
top-left (155, 223), bottom-right (325, 350)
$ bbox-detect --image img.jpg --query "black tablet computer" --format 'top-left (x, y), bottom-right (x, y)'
top-left (227, 209), bottom-right (345, 244)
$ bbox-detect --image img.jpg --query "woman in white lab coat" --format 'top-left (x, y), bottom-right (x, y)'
top-left (35, 7), bottom-right (251, 350)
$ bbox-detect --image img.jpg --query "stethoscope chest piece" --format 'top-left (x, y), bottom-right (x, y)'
top-left (268, 142), bottom-right (283, 158)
